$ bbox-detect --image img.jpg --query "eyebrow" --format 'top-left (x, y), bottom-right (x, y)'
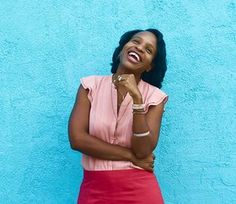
top-left (132, 36), bottom-right (156, 50)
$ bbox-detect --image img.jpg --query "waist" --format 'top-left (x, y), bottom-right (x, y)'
top-left (82, 154), bottom-right (144, 171)
top-left (83, 168), bottom-right (155, 181)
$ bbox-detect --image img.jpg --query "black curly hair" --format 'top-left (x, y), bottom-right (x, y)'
top-left (111, 29), bottom-right (167, 88)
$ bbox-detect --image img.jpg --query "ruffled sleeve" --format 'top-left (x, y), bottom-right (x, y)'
top-left (80, 76), bottom-right (97, 102)
top-left (144, 87), bottom-right (168, 113)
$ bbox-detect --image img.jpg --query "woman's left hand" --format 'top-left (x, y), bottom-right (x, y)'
top-left (131, 153), bottom-right (155, 172)
top-left (114, 74), bottom-right (142, 101)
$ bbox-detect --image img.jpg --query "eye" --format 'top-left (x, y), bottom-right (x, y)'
top-left (146, 48), bottom-right (152, 54)
top-left (132, 39), bottom-right (140, 44)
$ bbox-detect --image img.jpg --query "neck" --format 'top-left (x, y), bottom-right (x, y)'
top-left (115, 65), bottom-right (142, 84)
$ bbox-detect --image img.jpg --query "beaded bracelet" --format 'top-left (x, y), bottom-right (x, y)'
top-left (132, 103), bottom-right (145, 110)
top-left (133, 110), bottom-right (146, 115)
top-left (133, 108), bottom-right (145, 112)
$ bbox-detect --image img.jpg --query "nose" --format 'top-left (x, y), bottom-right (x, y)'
top-left (135, 44), bottom-right (144, 53)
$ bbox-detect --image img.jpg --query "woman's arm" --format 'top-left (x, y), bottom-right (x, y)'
top-left (131, 96), bottom-right (165, 159)
top-left (113, 74), bottom-right (166, 159)
top-left (68, 85), bottom-right (134, 161)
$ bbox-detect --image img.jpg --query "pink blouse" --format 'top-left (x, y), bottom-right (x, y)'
top-left (80, 75), bottom-right (168, 171)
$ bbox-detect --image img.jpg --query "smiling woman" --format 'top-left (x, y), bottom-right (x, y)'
top-left (68, 29), bottom-right (168, 204)
top-left (118, 32), bottom-right (157, 73)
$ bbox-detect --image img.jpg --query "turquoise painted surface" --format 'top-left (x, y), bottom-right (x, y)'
top-left (1, 1), bottom-right (235, 203)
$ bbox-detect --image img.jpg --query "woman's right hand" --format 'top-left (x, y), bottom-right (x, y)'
top-left (131, 153), bottom-right (155, 172)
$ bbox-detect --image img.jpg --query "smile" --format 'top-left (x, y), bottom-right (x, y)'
top-left (127, 51), bottom-right (141, 63)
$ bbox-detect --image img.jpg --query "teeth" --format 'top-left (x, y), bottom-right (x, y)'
top-left (129, 51), bottom-right (140, 62)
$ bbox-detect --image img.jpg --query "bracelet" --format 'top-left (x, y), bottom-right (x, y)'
top-left (133, 131), bottom-right (150, 137)
top-left (133, 107), bottom-right (145, 111)
top-left (133, 108), bottom-right (145, 112)
top-left (133, 111), bottom-right (146, 115)
top-left (132, 103), bottom-right (145, 110)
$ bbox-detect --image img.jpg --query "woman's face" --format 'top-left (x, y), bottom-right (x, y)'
top-left (119, 31), bottom-right (157, 73)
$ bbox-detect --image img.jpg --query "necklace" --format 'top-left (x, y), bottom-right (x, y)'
top-left (112, 74), bottom-right (126, 105)
top-left (111, 75), bottom-right (131, 117)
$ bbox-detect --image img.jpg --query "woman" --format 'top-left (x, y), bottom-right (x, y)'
top-left (68, 28), bottom-right (168, 204)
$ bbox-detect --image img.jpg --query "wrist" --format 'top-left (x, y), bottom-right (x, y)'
top-left (130, 152), bottom-right (137, 164)
top-left (131, 90), bottom-right (142, 102)
top-left (132, 95), bottom-right (143, 104)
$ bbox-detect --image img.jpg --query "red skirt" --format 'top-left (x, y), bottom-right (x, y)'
top-left (77, 169), bottom-right (164, 204)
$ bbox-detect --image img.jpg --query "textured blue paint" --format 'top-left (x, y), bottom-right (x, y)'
top-left (0, 1), bottom-right (235, 203)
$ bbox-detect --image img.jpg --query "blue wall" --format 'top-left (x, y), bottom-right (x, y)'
top-left (1, 1), bottom-right (235, 203)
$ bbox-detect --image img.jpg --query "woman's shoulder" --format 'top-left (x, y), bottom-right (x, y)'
top-left (80, 75), bottom-right (111, 90)
top-left (79, 75), bottom-right (111, 101)
top-left (141, 80), bottom-right (168, 96)
top-left (141, 80), bottom-right (169, 108)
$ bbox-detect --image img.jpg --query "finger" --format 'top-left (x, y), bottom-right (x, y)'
top-left (116, 80), bottom-right (128, 89)
top-left (117, 75), bottom-right (123, 82)
top-left (135, 162), bottom-right (153, 172)
top-left (113, 77), bottom-right (125, 89)
top-left (149, 162), bottom-right (154, 169)
top-left (113, 75), bottom-right (124, 83)
top-left (118, 77), bottom-right (126, 83)
top-left (143, 164), bottom-right (153, 172)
